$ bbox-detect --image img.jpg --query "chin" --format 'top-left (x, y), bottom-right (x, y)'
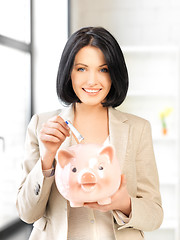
top-left (79, 98), bottom-right (107, 107)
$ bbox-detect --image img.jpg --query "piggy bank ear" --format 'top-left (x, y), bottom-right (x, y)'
top-left (57, 149), bottom-right (75, 168)
top-left (98, 145), bottom-right (114, 162)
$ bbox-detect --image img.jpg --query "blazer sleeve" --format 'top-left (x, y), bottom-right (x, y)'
top-left (16, 114), bottom-right (55, 224)
top-left (114, 120), bottom-right (163, 231)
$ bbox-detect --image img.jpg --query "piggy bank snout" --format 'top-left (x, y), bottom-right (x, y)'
top-left (81, 172), bottom-right (96, 184)
top-left (78, 171), bottom-right (97, 193)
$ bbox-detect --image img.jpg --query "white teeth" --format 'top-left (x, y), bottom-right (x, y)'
top-left (84, 89), bottom-right (100, 93)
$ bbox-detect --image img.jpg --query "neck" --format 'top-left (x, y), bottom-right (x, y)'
top-left (73, 103), bottom-right (109, 144)
top-left (74, 103), bottom-right (108, 116)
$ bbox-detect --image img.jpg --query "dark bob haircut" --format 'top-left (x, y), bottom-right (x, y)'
top-left (56, 27), bottom-right (129, 108)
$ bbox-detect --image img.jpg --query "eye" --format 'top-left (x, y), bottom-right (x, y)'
top-left (72, 167), bottom-right (77, 173)
top-left (100, 68), bottom-right (109, 73)
top-left (77, 67), bottom-right (85, 72)
top-left (98, 165), bottom-right (104, 170)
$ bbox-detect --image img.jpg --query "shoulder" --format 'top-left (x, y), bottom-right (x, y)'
top-left (110, 107), bottom-right (152, 136)
top-left (123, 111), bottom-right (149, 126)
top-left (111, 107), bottom-right (150, 126)
top-left (110, 108), bottom-right (153, 146)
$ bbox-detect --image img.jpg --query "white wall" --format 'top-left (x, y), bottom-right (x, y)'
top-left (71, 0), bottom-right (180, 47)
top-left (33, 0), bottom-right (68, 114)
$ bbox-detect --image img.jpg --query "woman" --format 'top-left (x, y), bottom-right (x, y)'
top-left (16, 27), bottom-right (163, 240)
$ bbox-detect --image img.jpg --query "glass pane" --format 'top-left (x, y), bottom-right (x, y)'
top-left (0, 45), bottom-right (30, 228)
top-left (0, 0), bottom-right (30, 42)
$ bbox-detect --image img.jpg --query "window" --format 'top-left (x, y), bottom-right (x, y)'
top-left (0, 0), bottom-right (31, 228)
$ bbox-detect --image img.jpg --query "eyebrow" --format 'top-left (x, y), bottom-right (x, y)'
top-left (99, 63), bottom-right (108, 67)
top-left (74, 63), bottom-right (108, 67)
top-left (74, 63), bottom-right (88, 67)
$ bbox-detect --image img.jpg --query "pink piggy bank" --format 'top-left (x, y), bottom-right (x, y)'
top-left (55, 144), bottom-right (121, 207)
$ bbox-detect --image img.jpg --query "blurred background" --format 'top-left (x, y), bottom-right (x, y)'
top-left (0, 0), bottom-right (180, 239)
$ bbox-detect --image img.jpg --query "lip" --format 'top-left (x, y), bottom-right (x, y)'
top-left (82, 88), bottom-right (102, 95)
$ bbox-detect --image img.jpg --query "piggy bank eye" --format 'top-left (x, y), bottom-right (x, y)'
top-left (72, 167), bottom-right (77, 173)
top-left (98, 165), bottom-right (103, 170)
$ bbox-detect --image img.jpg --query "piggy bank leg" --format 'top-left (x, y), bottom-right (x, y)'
top-left (70, 201), bottom-right (84, 208)
top-left (97, 197), bottom-right (111, 205)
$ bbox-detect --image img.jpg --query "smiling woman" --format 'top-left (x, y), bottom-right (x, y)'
top-left (16, 27), bottom-right (163, 240)
top-left (56, 27), bottom-right (129, 108)
top-left (71, 46), bottom-right (112, 107)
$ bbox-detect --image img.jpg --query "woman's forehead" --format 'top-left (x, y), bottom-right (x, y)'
top-left (74, 46), bottom-right (107, 65)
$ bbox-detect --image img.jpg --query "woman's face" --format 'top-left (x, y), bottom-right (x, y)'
top-left (71, 46), bottom-right (112, 107)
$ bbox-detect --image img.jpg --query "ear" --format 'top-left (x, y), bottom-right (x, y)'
top-left (57, 149), bottom-right (75, 168)
top-left (98, 145), bottom-right (115, 162)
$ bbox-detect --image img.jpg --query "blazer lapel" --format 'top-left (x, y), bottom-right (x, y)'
top-left (109, 107), bottom-right (129, 170)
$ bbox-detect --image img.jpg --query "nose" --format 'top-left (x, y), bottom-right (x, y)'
top-left (87, 71), bottom-right (97, 86)
top-left (81, 172), bottom-right (96, 184)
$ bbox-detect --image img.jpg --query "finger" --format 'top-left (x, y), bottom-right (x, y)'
top-left (120, 174), bottom-right (127, 187)
top-left (84, 202), bottom-right (110, 212)
top-left (46, 116), bottom-right (69, 135)
top-left (46, 121), bottom-right (70, 137)
top-left (40, 133), bottom-right (62, 143)
top-left (84, 202), bottom-right (97, 208)
top-left (50, 115), bottom-right (69, 130)
top-left (43, 116), bottom-right (70, 136)
top-left (41, 126), bottom-right (68, 141)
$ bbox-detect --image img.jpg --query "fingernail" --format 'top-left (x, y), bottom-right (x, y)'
top-left (84, 204), bottom-right (89, 208)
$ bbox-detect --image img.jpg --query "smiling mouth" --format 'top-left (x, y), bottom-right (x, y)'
top-left (82, 88), bottom-right (102, 93)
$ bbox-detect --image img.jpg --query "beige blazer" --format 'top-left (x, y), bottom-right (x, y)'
top-left (16, 105), bottom-right (163, 240)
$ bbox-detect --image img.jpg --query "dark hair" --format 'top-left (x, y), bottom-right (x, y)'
top-left (56, 27), bottom-right (129, 108)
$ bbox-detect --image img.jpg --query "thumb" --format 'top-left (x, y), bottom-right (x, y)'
top-left (120, 174), bottom-right (127, 187)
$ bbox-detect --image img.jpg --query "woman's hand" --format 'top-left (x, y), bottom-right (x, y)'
top-left (39, 115), bottom-right (70, 170)
top-left (84, 174), bottom-right (131, 216)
